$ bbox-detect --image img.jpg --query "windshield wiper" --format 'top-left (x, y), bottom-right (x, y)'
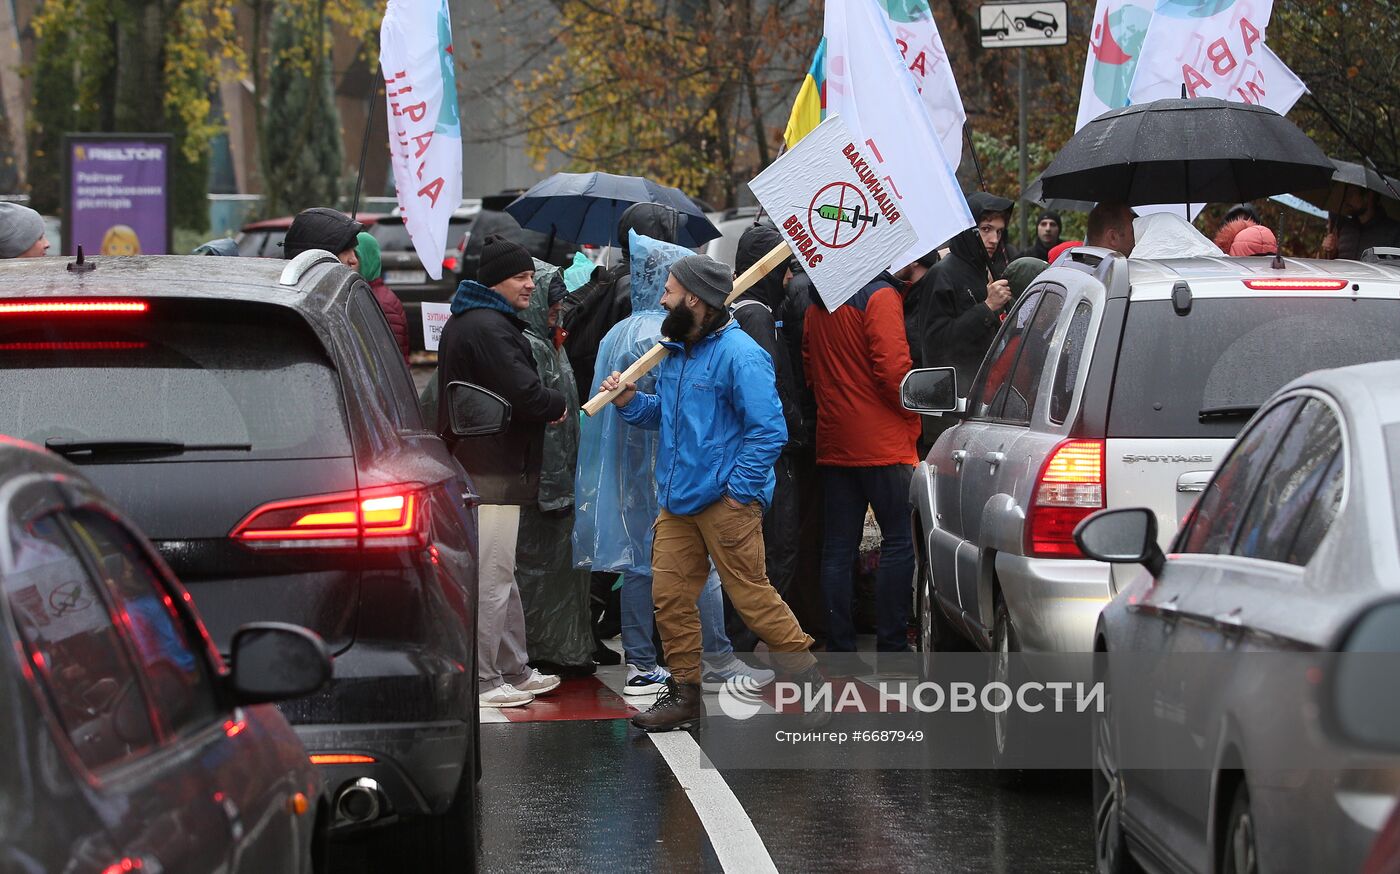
top-left (44, 438), bottom-right (252, 457)
top-left (1198, 405), bottom-right (1260, 422)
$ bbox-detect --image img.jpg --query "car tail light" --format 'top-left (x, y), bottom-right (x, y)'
top-left (0, 299), bottom-right (148, 315)
top-left (310, 753), bottom-right (377, 765)
top-left (442, 255), bottom-right (459, 273)
top-left (230, 485), bottom-right (427, 550)
top-left (1242, 278), bottom-right (1349, 291)
top-left (1025, 439), bottom-right (1104, 559)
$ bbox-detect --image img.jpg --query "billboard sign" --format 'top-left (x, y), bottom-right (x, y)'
top-left (63, 133), bottom-right (173, 256)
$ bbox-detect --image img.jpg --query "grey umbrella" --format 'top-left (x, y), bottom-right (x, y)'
top-left (1021, 174), bottom-right (1096, 213)
top-left (1041, 97), bottom-right (1335, 206)
top-left (1293, 158), bottom-right (1400, 220)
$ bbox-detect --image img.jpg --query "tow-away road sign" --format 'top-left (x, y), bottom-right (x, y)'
top-left (979, 1), bottom-right (1068, 48)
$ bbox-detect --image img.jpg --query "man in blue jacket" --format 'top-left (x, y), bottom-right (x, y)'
top-left (601, 254), bottom-right (817, 732)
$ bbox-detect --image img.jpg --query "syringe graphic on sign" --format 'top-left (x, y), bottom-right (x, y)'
top-left (814, 202), bottom-right (880, 229)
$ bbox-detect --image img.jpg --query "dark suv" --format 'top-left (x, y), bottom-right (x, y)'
top-left (0, 252), bottom-right (504, 863)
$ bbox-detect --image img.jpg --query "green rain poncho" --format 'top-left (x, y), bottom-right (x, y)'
top-left (513, 259), bottom-right (592, 669)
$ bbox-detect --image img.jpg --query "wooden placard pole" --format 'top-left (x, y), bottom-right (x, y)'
top-left (581, 240), bottom-right (792, 416)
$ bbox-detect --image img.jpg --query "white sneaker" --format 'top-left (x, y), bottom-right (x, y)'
top-left (702, 656), bottom-right (776, 693)
top-left (624, 664), bottom-right (671, 696)
top-left (515, 669), bottom-right (561, 696)
top-left (480, 683), bottom-right (534, 708)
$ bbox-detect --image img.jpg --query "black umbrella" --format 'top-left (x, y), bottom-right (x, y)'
top-left (1293, 158), bottom-right (1400, 220)
top-left (1040, 97), bottom-right (1335, 206)
top-left (504, 172), bottom-right (720, 248)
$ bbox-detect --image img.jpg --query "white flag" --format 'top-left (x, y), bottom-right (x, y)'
top-left (876, 0), bottom-right (966, 169)
top-left (1075, 0), bottom-right (1155, 131)
top-left (379, 0), bottom-right (463, 281)
top-left (824, 0), bottom-right (973, 269)
top-left (1128, 0), bottom-right (1304, 115)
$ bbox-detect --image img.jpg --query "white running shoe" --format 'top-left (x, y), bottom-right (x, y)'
top-left (515, 669), bottom-right (561, 696)
top-left (624, 664), bottom-right (671, 696)
top-left (701, 656), bottom-right (776, 693)
top-left (480, 683), bottom-right (534, 708)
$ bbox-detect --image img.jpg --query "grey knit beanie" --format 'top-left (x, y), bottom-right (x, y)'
top-left (0, 203), bottom-right (45, 258)
top-left (669, 254), bottom-right (733, 309)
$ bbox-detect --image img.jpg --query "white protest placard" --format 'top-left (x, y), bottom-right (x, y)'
top-left (421, 302), bottom-right (452, 352)
top-left (749, 114), bottom-right (918, 311)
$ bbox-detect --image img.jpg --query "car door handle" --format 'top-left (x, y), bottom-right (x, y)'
top-left (985, 452), bottom-right (1005, 468)
top-left (951, 450), bottom-right (968, 469)
top-left (1177, 471), bottom-right (1213, 494)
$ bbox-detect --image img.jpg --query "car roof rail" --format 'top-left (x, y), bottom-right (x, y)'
top-left (1361, 247), bottom-right (1400, 264)
top-left (279, 250), bottom-right (341, 287)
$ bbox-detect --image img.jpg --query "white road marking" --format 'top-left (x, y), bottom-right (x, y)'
top-left (648, 731), bottom-right (779, 874)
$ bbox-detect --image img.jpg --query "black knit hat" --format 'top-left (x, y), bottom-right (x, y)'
top-left (477, 235), bottom-right (535, 289)
top-left (283, 208), bottom-right (363, 258)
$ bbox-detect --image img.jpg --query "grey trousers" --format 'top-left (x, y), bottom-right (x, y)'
top-left (478, 504), bottom-right (532, 692)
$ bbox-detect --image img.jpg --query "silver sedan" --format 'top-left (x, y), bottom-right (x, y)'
top-left (1076, 359), bottom-right (1400, 874)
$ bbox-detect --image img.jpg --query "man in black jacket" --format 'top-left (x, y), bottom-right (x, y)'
top-left (916, 192), bottom-right (1015, 400)
top-left (728, 224), bottom-right (805, 648)
top-left (1020, 210), bottom-right (1062, 261)
top-left (559, 202), bottom-right (686, 400)
top-left (438, 235), bottom-right (568, 709)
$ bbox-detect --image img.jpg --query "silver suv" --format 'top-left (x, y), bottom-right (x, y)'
top-left (905, 248), bottom-right (1400, 663)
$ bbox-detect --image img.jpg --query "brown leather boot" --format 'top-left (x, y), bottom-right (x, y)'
top-left (631, 679), bottom-right (705, 732)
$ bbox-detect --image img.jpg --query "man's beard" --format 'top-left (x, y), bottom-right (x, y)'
top-left (661, 304), bottom-right (697, 341)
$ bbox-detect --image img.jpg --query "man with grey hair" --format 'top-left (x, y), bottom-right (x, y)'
top-left (601, 254), bottom-right (819, 733)
top-left (0, 203), bottom-right (49, 258)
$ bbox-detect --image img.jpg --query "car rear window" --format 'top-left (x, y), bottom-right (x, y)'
top-left (0, 300), bottom-right (352, 459)
top-left (371, 218), bottom-right (470, 253)
top-left (1109, 297), bottom-right (1400, 438)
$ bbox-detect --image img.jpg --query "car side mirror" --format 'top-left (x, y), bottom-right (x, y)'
top-left (901, 368), bottom-right (964, 415)
top-left (444, 381), bottom-right (512, 438)
top-left (1073, 508), bottom-right (1166, 576)
top-left (229, 622), bottom-right (331, 704)
top-left (1323, 598), bottom-right (1400, 754)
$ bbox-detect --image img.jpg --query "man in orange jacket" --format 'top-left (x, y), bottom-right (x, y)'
top-left (803, 272), bottom-right (921, 652)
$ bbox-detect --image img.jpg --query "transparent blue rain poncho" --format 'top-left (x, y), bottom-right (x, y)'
top-left (572, 231), bottom-right (694, 575)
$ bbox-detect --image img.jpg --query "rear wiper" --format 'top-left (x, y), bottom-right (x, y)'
top-left (44, 438), bottom-right (252, 457)
top-left (1198, 405), bottom-right (1260, 422)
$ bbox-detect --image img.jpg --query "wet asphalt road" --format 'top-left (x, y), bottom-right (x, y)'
top-left (331, 716), bottom-right (1092, 873)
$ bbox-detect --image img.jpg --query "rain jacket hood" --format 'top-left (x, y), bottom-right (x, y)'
top-left (733, 224), bottom-right (786, 310)
top-left (450, 279), bottom-right (519, 317)
top-left (572, 233), bottom-right (694, 574)
top-left (618, 202), bottom-right (685, 257)
top-left (946, 191), bottom-right (1014, 276)
top-left (356, 232), bottom-right (382, 282)
top-left (522, 258), bottom-right (558, 338)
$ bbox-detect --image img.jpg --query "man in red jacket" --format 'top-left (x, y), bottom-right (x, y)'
top-left (803, 272), bottom-right (920, 652)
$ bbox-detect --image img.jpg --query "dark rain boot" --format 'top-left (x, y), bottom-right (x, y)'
top-left (631, 679), bottom-right (705, 733)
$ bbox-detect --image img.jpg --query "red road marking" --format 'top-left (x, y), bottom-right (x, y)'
top-left (502, 677), bottom-right (638, 723)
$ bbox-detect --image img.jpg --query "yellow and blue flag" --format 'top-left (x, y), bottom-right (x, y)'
top-left (783, 39), bottom-right (826, 150)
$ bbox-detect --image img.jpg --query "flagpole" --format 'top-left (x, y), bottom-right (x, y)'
top-left (964, 126), bottom-right (987, 192)
top-left (351, 83), bottom-right (381, 217)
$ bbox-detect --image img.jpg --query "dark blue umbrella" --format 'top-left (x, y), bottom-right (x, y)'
top-left (504, 172), bottom-right (721, 247)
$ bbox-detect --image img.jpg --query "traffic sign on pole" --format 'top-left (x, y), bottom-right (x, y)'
top-left (978, 1), bottom-right (1068, 49)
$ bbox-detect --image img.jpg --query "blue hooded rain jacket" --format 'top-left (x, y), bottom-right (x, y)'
top-left (616, 277), bottom-right (786, 517)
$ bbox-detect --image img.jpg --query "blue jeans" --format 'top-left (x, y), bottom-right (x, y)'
top-left (621, 567), bottom-right (731, 669)
top-left (819, 465), bottom-right (915, 652)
